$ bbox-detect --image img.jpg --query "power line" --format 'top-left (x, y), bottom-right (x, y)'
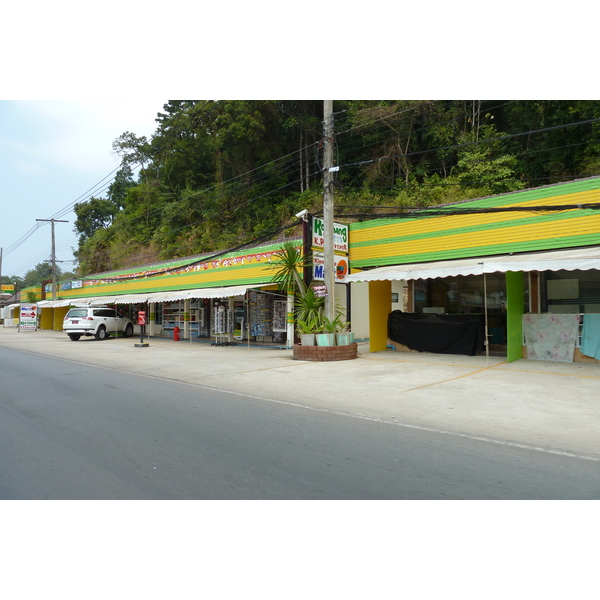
top-left (336, 116), bottom-right (600, 172)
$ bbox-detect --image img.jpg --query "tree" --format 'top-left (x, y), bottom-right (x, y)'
top-left (107, 166), bottom-right (135, 209)
top-left (453, 123), bottom-right (524, 195)
top-left (74, 196), bottom-right (118, 243)
top-left (112, 131), bottom-right (153, 184)
top-left (70, 100), bottom-right (600, 278)
top-left (22, 262), bottom-right (55, 288)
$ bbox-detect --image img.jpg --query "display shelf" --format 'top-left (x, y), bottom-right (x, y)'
top-left (272, 300), bottom-right (287, 333)
top-left (248, 290), bottom-right (272, 337)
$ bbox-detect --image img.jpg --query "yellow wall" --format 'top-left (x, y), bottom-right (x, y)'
top-left (54, 306), bottom-right (70, 330)
top-left (368, 280), bottom-right (391, 352)
top-left (39, 308), bottom-right (54, 330)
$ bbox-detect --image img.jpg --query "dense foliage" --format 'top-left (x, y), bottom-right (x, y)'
top-left (72, 100), bottom-right (600, 276)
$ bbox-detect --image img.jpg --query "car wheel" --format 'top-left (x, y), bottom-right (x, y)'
top-left (95, 325), bottom-right (107, 340)
top-left (123, 323), bottom-right (134, 338)
top-left (68, 333), bottom-right (81, 341)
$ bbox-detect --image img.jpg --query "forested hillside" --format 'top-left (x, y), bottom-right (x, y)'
top-left (73, 100), bottom-right (600, 276)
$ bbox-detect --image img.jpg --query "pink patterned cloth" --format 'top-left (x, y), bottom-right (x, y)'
top-left (522, 313), bottom-right (580, 362)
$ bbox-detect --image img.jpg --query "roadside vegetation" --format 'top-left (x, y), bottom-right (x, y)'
top-left (6, 100), bottom-right (600, 290)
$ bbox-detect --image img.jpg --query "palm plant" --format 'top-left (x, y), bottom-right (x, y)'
top-left (295, 288), bottom-right (324, 330)
top-left (269, 241), bottom-right (315, 346)
top-left (269, 241), bottom-right (308, 296)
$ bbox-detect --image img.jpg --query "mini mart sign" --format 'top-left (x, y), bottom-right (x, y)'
top-left (312, 253), bottom-right (349, 281)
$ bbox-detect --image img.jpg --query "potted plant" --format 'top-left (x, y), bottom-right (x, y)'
top-left (316, 314), bottom-right (342, 346)
top-left (295, 287), bottom-right (324, 320)
top-left (336, 321), bottom-right (354, 346)
top-left (296, 312), bottom-right (321, 346)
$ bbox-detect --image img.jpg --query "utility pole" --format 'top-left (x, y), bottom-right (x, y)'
top-left (323, 100), bottom-right (335, 322)
top-left (36, 218), bottom-right (68, 301)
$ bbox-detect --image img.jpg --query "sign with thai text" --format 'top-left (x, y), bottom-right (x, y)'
top-left (312, 284), bottom-right (328, 297)
top-left (312, 216), bottom-right (349, 254)
top-left (19, 303), bottom-right (38, 330)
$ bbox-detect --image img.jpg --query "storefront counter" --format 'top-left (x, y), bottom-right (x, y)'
top-left (387, 311), bottom-right (485, 356)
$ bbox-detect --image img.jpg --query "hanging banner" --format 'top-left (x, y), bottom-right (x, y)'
top-left (19, 303), bottom-right (38, 331)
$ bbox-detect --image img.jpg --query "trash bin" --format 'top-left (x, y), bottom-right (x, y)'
top-left (173, 326), bottom-right (180, 341)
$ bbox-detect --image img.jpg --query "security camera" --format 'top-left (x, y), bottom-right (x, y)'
top-left (295, 209), bottom-right (309, 220)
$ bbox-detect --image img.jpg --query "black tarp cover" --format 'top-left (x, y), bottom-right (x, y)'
top-left (387, 311), bottom-right (485, 356)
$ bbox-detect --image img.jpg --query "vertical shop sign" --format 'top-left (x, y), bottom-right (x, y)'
top-left (311, 216), bottom-right (349, 253)
top-left (311, 217), bottom-right (349, 285)
top-left (19, 303), bottom-right (38, 331)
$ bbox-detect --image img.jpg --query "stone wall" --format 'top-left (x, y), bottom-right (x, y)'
top-left (293, 342), bottom-right (358, 362)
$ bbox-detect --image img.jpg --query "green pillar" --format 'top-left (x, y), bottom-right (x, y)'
top-left (506, 271), bottom-right (524, 363)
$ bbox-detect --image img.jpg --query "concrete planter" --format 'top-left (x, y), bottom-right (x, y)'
top-left (336, 332), bottom-right (354, 345)
top-left (300, 333), bottom-right (315, 346)
top-left (316, 333), bottom-right (336, 346)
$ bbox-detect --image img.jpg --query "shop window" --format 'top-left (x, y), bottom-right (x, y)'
top-left (413, 274), bottom-right (508, 345)
top-left (155, 303), bottom-right (163, 325)
top-left (413, 274), bottom-right (506, 316)
top-left (541, 270), bottom-right (600, 314)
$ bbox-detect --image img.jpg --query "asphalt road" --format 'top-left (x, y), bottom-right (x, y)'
top-left (1, 346), bottom-right (599, 499)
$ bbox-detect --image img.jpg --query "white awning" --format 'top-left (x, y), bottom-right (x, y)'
top-left (54, 298), bottom-right (92, 307)
top-left (112, 294), bottom-right (157, 304)
top-left (34, 285), bottom-right (267, 308)
top-left (88, 297), bottom-right (116, 306)
top-left (146, 284), bottom-right (265, 303)
top-left (343, 246), bottom-right (600, 282)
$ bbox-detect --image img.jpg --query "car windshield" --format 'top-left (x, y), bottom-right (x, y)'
top-left (66, 309), bottom-right (88, 318)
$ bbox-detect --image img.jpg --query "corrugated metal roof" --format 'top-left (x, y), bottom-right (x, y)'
top-left (349, 177), bottom-right (600, 269)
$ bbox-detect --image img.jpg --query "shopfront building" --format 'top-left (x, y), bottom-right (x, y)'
top-left (344, 177), bottom-right (600, 363)
top-left (31, 239), bottom-right (298, 347)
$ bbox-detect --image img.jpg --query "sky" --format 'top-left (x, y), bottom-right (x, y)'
top-left (0, 99), bottom-right (165, 279)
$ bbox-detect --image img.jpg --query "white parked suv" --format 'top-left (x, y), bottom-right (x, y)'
top-left (63, 306), bottom-right (134, 341)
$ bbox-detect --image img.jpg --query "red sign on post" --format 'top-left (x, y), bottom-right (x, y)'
top-left (137, 311), bottom-right (146, 326)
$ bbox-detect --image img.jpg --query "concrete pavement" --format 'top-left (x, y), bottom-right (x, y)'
top-left (2, 327), bottom-right (600, 461)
